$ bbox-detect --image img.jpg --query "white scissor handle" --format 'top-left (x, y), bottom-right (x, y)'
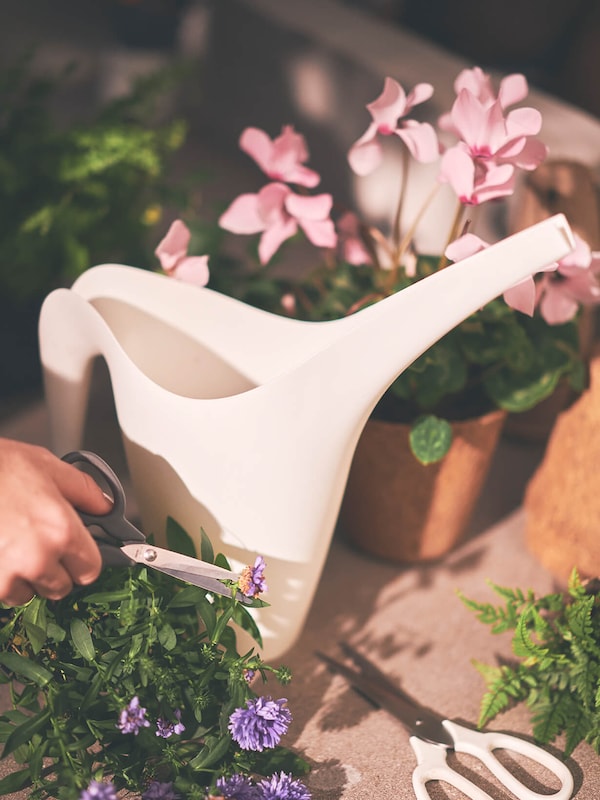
top-left (443, 720), bottom-right (574, 800)
top-left (410, 735), bottom-right (494, 800)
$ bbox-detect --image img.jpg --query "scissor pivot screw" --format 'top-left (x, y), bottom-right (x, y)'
top-left (143, 547), bottom-right (158, 563)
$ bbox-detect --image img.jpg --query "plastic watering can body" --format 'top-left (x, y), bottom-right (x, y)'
top-left (39, 214), bottom-right (574, 659)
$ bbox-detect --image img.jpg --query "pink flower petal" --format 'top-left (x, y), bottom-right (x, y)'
top-left (405, 81), bottom-right (435, 109)
top-left (284, 191), bottom-right (333, 221)
top-left (239, 127), bottom-right (274, 174)
top-left (540, 283), bottom-right (579, 324)
top-left (438, 147), bottom-right (475, 201)
top-left (155, 219), bottom-right (191, 272)
top-left (299, 217), bottom-right (337, 249)
top-left (503, 277), bottom-right (536, 316)
top-left (348, 122), bottom-right (382, 175)
top-left (557, 234), bottom-right (592, 272)
top-left (171, 255), bottom-right (210, 287)
top-left (258, 217), bottom-right (298, 264)
top-left (395, 120), bottom-right (439, 163)
top-left (444, 232), bottom-right (488, 262)
top-left (498, 73), bottom-right (529, 107)
top-left (219, 193), bottom-right (266, 234)
top-left (506, 107), bottom-right (543, 138)
top-left (367, 77), bottom-right (409, 132)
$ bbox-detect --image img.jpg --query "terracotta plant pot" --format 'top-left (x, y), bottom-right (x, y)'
top-left (525, 347), bottom-right (600, 581)
top-left (339, 408), bottom-right (506, 563)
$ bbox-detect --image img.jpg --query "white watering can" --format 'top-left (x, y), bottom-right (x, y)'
top-left (39, 214), bottom-right (574, 660)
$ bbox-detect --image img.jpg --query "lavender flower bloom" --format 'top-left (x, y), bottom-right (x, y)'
top-left (155, 708), bottom-right (185, 738)
top-left (215, 773), bottom-right (258, 800)
top-left (79, 780), bottom-right (118, 800)
top-left (238, 556), bottom-right (268, 598)
top-left (228, 696), bottom-right (291, 751)
top-left (257, 772), bottom-right (311, 800)
top-left (142, 781), bottom-right (180, 800)
top-left (117, 696), bottom-right (151, 735)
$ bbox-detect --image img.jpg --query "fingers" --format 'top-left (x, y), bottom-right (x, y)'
top-left (47, 456), bottom-right (114, 515)
top-left (0, 439), bottom-right (108, 606)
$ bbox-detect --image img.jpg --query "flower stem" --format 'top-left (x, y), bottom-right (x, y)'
top-left (437, 200), bottom-right (466, 270)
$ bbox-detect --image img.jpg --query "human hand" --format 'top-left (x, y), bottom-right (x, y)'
top-left (0, 438), bottom-right (112, 606)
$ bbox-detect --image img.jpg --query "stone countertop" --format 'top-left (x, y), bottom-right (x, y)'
top-left (0, 374), bottom-right (599, 798)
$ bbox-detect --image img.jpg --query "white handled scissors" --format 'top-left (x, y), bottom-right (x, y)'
top-left (318, 643), bottom-right (574, 800)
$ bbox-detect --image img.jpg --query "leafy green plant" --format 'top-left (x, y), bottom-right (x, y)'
top-left (0, 520), bottom-right (309, 799)
top-left (460, 569), bottom-right (600, 756)
top-left (0, 54), bottom-right (186, 302)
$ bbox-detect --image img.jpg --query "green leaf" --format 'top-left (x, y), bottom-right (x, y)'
top-left (22, 597), bottom-right (47, 654)
top-left (0, 768), bottom-right (31, 793)
top-left (189, 733), bottom-right (232, 770)
top-left (2, 708), bottom-right (51, 757)
top-left (409, 415), bottom-right (452, 464)
top-left (158, 622), bottom-right (177, 651)
top-left (70, 618), bottom-right (95, 661)
top-left (166, 516), bottom-right (198, 558)
top-left (0, 652), bottom-right (52, 686)
top-left (199, 527), bottom-right (215, 564)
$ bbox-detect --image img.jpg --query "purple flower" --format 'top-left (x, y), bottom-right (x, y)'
top-left (79, 781), bottom-right (118, 800)
top-left (257, 772), bottom-right (311, 800)
top-left (117, 696), bottom-right (151, 735)
top-left (215, 774), bottom-right (258, 800)
top-left (228, 696), bottom-right (291, 751)
top-left (238, 556), bottom-right (268, 598)
top-left (155, 708), bottom-right (185, 739)
top-left (142, 781), bottom-right (180, 800)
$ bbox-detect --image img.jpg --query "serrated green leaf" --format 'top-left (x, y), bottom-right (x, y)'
top-left (70, 618), bottom-right (95, 661)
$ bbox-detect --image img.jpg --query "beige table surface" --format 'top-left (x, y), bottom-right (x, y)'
top-left (1, 369), bottom-right (599, 799)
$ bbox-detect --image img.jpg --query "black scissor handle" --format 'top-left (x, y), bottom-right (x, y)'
top-left (62, 451), bottom-right (146, 566)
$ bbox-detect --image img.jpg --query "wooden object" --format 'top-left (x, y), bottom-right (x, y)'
top-left (525, 347), bottom-right (600, 580)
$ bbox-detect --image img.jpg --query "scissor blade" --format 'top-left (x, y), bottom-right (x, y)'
top-left (120, 543), bottom-right (248, 601)
top-left (317, 650), bottom-right (454, 748)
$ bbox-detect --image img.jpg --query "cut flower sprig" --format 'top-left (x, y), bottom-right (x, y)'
top-left (0, 519), bottom-right (310, 800)
top-left (156, 66), bottom-right (600, 464)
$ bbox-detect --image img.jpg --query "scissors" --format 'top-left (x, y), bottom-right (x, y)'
top-left (62, 450), bottom-right (248, 602)
top-left (317, 643), bottom-right (574, 800)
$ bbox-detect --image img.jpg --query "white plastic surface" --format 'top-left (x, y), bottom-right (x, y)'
top-left (39, 215), bottom-right (574, 660)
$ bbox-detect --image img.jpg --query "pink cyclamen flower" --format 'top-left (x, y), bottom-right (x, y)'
top-left (445, 231), bottom-right (600, 323)
top-left (240, 125), bottom-right (320, 188)
top-left (348, 77), bottom-right (439, 175)
top-left (154, 220), bottom-right (210, 287)
top-left (219, 182), bottom-right (337, 265)
top-left (537, 235), bottom-right (600, 324)
top-left (438, 70), bottom-right (547, 205)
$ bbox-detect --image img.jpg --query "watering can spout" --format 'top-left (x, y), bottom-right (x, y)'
top-left (302, 213), bottom-right (576, 430)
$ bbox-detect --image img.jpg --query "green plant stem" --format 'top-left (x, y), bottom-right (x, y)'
top-left (437, 199), bottom-right (465, 270)
top-left (391, 147), bottom-right (410, 255)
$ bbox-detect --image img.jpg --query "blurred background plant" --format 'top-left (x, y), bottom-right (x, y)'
top-left (0, 53), bottom-right (189, 400)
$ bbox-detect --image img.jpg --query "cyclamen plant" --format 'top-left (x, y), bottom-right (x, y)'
top-left (0, 520), bottom-right (310, 800)
top-left (155, 66), bottom-right (600, 464)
